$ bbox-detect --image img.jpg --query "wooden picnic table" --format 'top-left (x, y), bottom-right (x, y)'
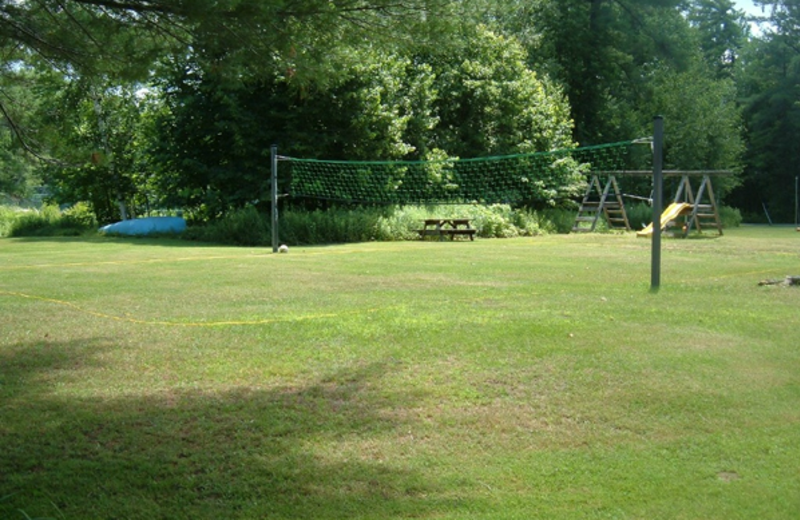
top-left (417, 218), bottom-right (476, 241)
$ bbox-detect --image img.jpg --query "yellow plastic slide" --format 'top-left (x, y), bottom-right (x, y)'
top-left (636, 202), bottom-right (691, 237)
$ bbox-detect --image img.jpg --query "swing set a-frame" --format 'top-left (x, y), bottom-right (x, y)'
top-left (571, 175), bottom-right (630, 232)
top-left (572, 171), bottom-right (731, 237)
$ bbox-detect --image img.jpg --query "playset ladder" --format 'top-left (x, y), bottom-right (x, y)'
top-left (572, 175), bottom-right (631, 233)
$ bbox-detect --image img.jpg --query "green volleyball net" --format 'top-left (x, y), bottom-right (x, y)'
top-left (284, 141), bottom-right (635, 205)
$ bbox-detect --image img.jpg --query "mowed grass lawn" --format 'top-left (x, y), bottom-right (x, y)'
top-left (1, 227), bottom-right (799, 519)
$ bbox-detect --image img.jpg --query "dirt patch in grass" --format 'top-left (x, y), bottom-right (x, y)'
top-left (717, 471), bottom-right (740, 482)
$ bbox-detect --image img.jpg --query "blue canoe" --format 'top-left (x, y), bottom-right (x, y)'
top-left (99, 216), bottom-right (187, 236)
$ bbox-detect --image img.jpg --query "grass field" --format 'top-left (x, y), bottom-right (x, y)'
top-left (1, 227), bottom-right (799, 519)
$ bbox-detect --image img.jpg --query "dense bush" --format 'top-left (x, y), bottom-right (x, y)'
top-left (537, 207), bottom-right (578, 234)
top-left (286, 204), bottom-right (560, 244)
top-left (281, 208), bottom-right (386, 245)
top-left (183, 204), bottom-right (572, 246)
top-left (61, 202), bottom-right (99, 229)
top-left (7, 204), bottom-right (97, 237)
top-left (718, 206), bottom-right (742, 228)
top-left (182, 205), bottom-right (269, 246)
top-left (151, 28), bottom-right (577, 218)
top-left (391, 204), bottom-right (553, 239)
top-left (625, 203), bottom-right (653, 232)
top-left (0, 201), bottom-right (744, 243)
top-left (182, 204), bottom-right (565, 246)
top-left (0, 205), bottom-right (25, 237)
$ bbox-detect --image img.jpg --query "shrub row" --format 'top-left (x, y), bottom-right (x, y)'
top-left (182, 204), bottom-right (565, 246)
top-left (0, 203), bottom-right (98, 237)
top-left (182, 203), bottom-right (743, 247)
top-left (1, 202), bottom-right (743, 244)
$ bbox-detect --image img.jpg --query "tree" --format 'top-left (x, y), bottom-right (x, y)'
top-left (148, 26), bottom-right (577, 217)
top-left (0, 0), bottom-right (447, 164)
top-left (0, 66), bottom-right (40, 198)
top-left (636, 62), bottom-right (744, 190)
top-left (0, 0), bottom-right (442, 76)
top-left (35, 75), bottom-right (151, 224)
top-left (730, 1), bottom-right (800, 221)
top-left (426, 26), bottom-right (574, 158)
top-left (467, 0), bottom-right (745, 200)
top-left (1, 0), bottom-right (449, 219)
top-left (688, 0), bottom-right (747, 78)
top-left (472, 0), bottom-right (694, 144)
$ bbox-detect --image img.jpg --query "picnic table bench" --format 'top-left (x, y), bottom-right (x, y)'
top-left (417, 218), bottom-right (476, 241)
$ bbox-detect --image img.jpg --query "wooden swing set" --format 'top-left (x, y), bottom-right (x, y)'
top-left (572, 171), bottom-right (731, 237)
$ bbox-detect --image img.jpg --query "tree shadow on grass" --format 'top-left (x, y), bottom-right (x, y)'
top-left (1, 338), bottom-right (457, 519)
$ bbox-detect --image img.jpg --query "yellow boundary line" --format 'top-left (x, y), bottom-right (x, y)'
top-left (0, 289), bottom-right (382, 328)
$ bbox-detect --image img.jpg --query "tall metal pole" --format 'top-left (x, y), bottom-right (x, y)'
top-left (651, 116), bottom-right (664, 292)
top-left (271, 144), bottom-right (279, 253)
top-left (795, 176), bottom-right (798, 229)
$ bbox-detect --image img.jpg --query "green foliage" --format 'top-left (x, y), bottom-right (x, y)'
top-left (149, 49), bottom-right (437, 217)
top-left (288, 143), bottom-right (628, 209)
top-left (62, 202), bottom-right (99, 229)
top-left (33, 76), bottom-right (160, 225)
top-left (0, 68), bottom-right (41, 198)
top-left (151, 27), bottom-right (576, 217)
top-left (469, 0), bottom-right (745, 191)
top-left (0, 205), bottom-right (26, 237)
top-left (284, 204), bottom-right (556, 244)
top-left (7, 204), bottom-right (95, 237)
top-left (1, 0), bottom-right (441, 84)
top-left (537, 207), bottom-right (579, 234)
top-left (183, 206), bottom-right (269, 246)
top-left (281, 208), bottom-right (386, 245)
top-left (0, 1), bottom-right (181, 80)
top-left (455, 204), bottom-right (547, 238)
top-left (3, 0), bottom-right (448, 223)
top-left (426, 25), bottom-right (575, 157)
top-left (0, 202), bottom-right (565, 246)
top-left (635, 62), bottom-right (744, 180)
top-left (482, 0), bottom-right (694, 144)
top-left (731, 8), bottom-right (800, 222)
top-left (687, 0), bottom-right (747, 78)
top-left (180, 204), bottom-right (561, 246)
top-left (625, 203), bottom-right (655, 231)
top-left (718, 205), bottom-right (742, 228)
top-left (1, 0), bottom-right (773, 228)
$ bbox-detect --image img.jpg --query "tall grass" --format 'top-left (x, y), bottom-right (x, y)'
top-left (182, 205), bottom-right (269, 246)
top-left (197, 203), bottom-right (743, 246)
top-left (0, 201), bottom-right (746, 244)
top-left (1, 203), bottom-right (97, 238)
top-left (0, 205), bottom-right (23, 237)
top-left (188, 204), bottom-right (561, 246)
